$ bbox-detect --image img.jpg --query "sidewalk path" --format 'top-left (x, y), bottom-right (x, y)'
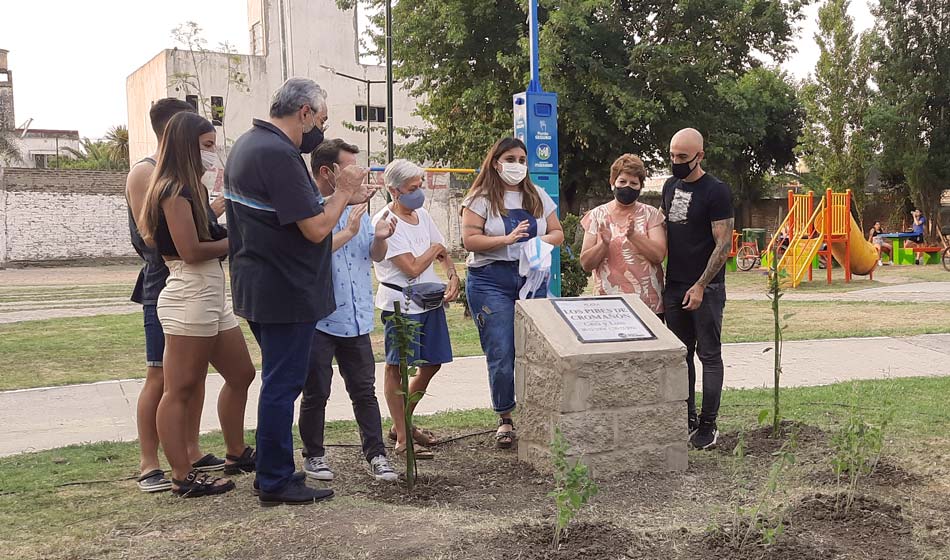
top-left (728, 281), bottom-right (950, 303)
top-left (2, 334), bottom-right (948, 457)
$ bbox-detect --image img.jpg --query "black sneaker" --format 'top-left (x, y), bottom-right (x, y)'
top-left (252, 471), bottom-right (306, 497)
top-left (690, 420), bottom-right (719, 450)
top-left (259, 478), bottom-right (334, 507)
top-left (688, 415), bottom-right (700, 438)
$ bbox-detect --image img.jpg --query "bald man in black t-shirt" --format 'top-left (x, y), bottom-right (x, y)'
top-left (660, 128), bottom-right (734, 451)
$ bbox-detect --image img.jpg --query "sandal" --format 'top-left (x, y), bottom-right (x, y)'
top-left (137, 469), bottom-right (172, 493)
top-left (496, 418), bottom-right (516, 450)
top-left (394, 442), bottom-right (434, 460)
top-left (191, 453), bottom-right (226, 472)
top-left (223, 446), bottom-right (256, 475)
top-left (172, 469), bottom-right (235, 498)
top-left (388, 426), bottom-right (439, 446)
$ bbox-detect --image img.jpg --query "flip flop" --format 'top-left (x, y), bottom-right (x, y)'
top-left (388, 426), bottom-right (440, 446)
top-left (394, 443), bottom-right (434, 460)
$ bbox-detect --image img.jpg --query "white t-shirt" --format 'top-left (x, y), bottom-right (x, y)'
top-left (462, 186), bottom-right (558, 267)
top-left (372, 204), bottom-right (446, 314)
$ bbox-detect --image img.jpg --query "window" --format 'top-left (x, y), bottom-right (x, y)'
top-left (355, 105), bottom-right (386, 123)
top-left (211, 96), bottom-right (224, 126)
top-left (185, 95), bottom-right (199, 112)
top-left (0, 72), bottom-right (8, 83)
top-left (250, 22), bottom-right (265, 56)
top-left (33, 154), bottom-right (49, 169)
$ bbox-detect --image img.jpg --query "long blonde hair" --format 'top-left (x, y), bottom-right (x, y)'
top-left (138, 112), bottom-right (213, 245)
top-left (466, 137), bottom-right (543, 218)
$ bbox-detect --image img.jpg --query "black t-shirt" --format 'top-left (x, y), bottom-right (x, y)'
top-left (224, 119), bottom-right (334, 324)
top-left (153, 183), bottom-right (227, 258)
top-left (661, 173), bottom-right (734, 286)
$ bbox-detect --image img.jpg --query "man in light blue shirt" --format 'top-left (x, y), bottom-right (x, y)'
top-left (298, 139), bottom-right (399, 482)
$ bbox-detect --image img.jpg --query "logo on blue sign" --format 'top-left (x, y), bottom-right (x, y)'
top-left (537, 144), bottom-right (551, 161)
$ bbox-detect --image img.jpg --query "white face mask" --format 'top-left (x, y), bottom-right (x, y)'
top-left (200, 150), bottom-right (223, 194)
top-left (498, 162), bottom-right (528, 186)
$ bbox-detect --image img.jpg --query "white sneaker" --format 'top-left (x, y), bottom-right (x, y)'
top-left (304, 456), bottom-right (334, 481)
top-left (878, 259), bottom-right (883, 266)
top-left (368, 455), bottom-right (399, 482)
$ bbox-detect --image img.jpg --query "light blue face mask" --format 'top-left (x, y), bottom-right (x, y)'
top-left (397, 188), bottom-right (425, 210)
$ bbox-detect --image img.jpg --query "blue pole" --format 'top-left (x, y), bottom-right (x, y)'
top-left (528, 0), bottom-right (541, 93)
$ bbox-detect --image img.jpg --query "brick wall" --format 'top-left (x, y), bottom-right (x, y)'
top-left (0, 168), bottom-right (135, 265)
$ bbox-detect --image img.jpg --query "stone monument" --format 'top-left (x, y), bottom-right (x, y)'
top-left (515, 294), bottom-right (688, 476)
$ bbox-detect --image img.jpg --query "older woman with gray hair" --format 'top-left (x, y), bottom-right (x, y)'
top-left (372, 159), bottom-right (460, 459)
top-left (225, 77), bottom-right (371, 506)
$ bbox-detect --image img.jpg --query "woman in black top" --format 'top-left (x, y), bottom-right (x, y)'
top-left (139, 112), bottom-right (256, 497)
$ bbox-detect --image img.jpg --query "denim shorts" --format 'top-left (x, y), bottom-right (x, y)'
top-left (143, 304), bottom-right (164, 367)
top-left (381, 306), bottom-right (453, 366)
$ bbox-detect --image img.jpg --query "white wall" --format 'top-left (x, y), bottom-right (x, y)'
top-left (0, 169), bottom-right (134, 265)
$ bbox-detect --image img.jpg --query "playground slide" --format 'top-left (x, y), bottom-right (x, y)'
top-left (829, 215), bottom-right (878, 276)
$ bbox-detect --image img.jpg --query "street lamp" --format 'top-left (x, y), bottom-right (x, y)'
top-left (320, 64), bottom-right (385, 167)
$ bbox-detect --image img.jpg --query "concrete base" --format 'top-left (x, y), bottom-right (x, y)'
top-left (514, 295), bottom-right (688, 477)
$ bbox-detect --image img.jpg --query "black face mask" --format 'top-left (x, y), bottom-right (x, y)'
top-left (614, 186), bottom-right (641, 206)
top-left (671, 153), bottom-right (699, 180)
top-left (300, 126), bottom-right (324, 154)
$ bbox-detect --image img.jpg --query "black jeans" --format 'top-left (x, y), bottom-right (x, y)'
top-left (663, 282), bottom-right (726, 423)
top-left (298, 331), bottom-right (386, 462)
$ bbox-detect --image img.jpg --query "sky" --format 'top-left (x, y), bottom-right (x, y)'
top-left (3, 0), bottom-right (874, 139)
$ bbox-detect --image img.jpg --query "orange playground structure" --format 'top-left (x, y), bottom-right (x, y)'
top-left (762, 189), bottom-right (878, 287)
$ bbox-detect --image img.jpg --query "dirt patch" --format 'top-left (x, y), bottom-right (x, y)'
top-left (792, 492), bottom-right (914, 559)
top-left (808, 456), bottom-right (925, 487)
top-left (454, 521), bottom-right (641, 560)
top-left (717, 420), bottom-right (827, 457)
top-left (692, 521), bottom-right (828, 560)
top-left (323, 433), bottom-right (549, 513)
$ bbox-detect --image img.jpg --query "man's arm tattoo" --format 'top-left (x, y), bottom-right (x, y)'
top-left (696, 217), bottom-right (734, 287)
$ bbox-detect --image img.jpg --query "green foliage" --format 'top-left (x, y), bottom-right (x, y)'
top-left (831, 399), bottom-right (891, 512)
top-left (383, 301), bottom-right (426, 492)
top-left (764, 244), bottom-right (788, 437)
top-left (548, 427), bottom-right (598, 550)
top-left (351, 0), bottom-right (808, 213)
top-left (728, 432), bottom-right (797, 549)
top-left (559, 213), bottom-right (588, 297)
top-left (0, 130), bottom-right (24, 165)
top-left (798, 0), bottom-right (873, 214)
top-left (59, 134), bottom-right (130, 171)
top-left (867, 0), bottom-right (950, 235)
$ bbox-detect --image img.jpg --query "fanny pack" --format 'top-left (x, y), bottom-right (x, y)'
top-left (382, 281), bottom-right (446, 311)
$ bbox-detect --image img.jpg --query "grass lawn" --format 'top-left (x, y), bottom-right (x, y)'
top-left (2, 299), bottom-right (949, 391)
top-left (1, 376), bottom-right (948, 560)
top-left (724, 263), bottom-right (949, 294)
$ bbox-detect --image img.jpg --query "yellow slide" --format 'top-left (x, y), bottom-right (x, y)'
top-left (829, 215), bottom-right (878, 276)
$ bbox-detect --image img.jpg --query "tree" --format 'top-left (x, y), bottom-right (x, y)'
top-left (798, 0), bottom-right (873, 215)
top-left (103, 125), bottom-right (130, 169)
top-left (0, 130), bottom-right (23, 165)
top-left (350, 0), bottom-right (808, 213)
top-left (867, 0), bottom-right (949, 235)
top-left (707, 67), bottom-right (804, 229)
top-left (59, 136), bottom-right (128, 171)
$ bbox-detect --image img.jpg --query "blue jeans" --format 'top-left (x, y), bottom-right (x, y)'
top-left (142, 304), bottom-right (164, 367)
top-left (248, 320), bottom-right (317, 494)
top-left (466, 261), bottom-right (547, 415)
top-left (663, 282), bottom-right (726, 423)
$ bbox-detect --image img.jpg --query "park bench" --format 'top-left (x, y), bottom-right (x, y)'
top-left (912, 246), bottom-right (943, 265)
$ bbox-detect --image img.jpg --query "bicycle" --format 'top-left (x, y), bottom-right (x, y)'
top-left (736, 239), bottom-right (761, 272)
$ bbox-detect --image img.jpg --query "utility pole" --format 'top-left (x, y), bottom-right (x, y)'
top-left (385, 0), bottom-right (394, 164)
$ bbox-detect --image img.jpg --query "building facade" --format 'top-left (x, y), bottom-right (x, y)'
top-left (127, 0), bottom-right (424, 165)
